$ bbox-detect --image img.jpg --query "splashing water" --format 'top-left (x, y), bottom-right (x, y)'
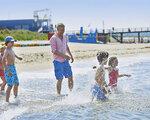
top-left (0, 54), bottom-right (150, 120)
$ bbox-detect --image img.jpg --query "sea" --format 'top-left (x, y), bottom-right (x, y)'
top-left (0, 54), bottom-right (150, 120)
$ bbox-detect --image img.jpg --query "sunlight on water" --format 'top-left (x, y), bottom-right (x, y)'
top-left (0, 54), bottom-right (150, 120)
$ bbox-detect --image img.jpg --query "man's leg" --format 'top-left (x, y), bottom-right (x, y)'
top-left (68, 77), bottom-right (73, 91)
top-left (6, 86), bottom-right (12, 102)
top-left (57, 80), bottom-right (62, 95)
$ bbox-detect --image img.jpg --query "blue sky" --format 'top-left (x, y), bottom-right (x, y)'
top-left (0, 0), bottom-right (150, 30)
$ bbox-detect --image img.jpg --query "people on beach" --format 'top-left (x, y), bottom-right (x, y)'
top-left (107, 56), bottom-right (131, 92)
top-left (91, 51), bottom-right (110, 101)
top-left (2, 36), bottom-right (22, 103)
top-left (0, 45), bottom-right (6, 95)
top-left (50, 23), bottom-right (74, 95)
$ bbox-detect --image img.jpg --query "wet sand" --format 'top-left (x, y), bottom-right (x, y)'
top-left (14, 43), bottom-right (150, 72)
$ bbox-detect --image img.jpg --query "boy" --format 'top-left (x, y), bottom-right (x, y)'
top-left (91, 51), bottom-right (110, 101)
top-left (2, 36), bottom-right (22, 103)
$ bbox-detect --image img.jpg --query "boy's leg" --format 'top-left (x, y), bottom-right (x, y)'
top-left (57, 80), bottom-right (62, 95)
top-left (1, 76), bottom-right (6, 91)
top-left (13, 85), bottom-right (19, 98)
top-left (6, 86), bottom-right (12, 102)
top-left (68, 77), bottom-right (73, 91)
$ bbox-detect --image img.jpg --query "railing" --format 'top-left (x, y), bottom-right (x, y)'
top-left (66, 27), bottom-right (150, 34)
top-left (104, 27), bottom-right (150, 33)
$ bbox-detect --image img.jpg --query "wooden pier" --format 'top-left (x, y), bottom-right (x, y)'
top-left (101, 27), bottom-right (150, 43)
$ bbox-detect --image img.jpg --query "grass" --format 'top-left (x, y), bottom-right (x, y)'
top-left (0, 29), bottom-right (48, 41)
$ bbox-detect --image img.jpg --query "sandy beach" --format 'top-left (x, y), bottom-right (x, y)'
top-left (0, 43), bottom-right (150, 119)
top-left (14, 43), bottom-right (150, 72)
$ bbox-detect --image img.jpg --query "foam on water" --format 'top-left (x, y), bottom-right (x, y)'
top-left (0, 54), bottom-right (150, 120)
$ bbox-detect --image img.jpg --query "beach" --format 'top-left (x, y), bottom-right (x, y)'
top-left (0, 43), bottom-right (150, 120)
top-left (14, 43), bottom-right (150, 72)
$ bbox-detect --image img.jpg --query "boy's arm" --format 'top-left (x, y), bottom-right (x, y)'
top-left (15, 54), bottom-right (22, 60)
top-left (2, 50), bottom-right (8, 69)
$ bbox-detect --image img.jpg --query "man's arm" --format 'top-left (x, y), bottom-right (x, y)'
top-left (53, 50), bottom-right (70, 60)
top-left (66, 45), bottom-right (74, 63)
top-left (50, 37), bottom-right (70, 60)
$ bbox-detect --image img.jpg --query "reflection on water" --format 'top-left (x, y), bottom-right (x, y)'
top-left (0, 55), bottom-right (150, 120)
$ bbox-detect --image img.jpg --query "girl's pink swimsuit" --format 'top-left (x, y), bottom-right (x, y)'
top-left (108, 69), bottom-right (118, 88)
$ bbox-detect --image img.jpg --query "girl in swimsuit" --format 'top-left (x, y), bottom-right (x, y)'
top-left (107, 57), bottom-right (131, 92)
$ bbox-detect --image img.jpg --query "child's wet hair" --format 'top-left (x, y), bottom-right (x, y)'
top-left (96, 51), bottom-right (109, 63)
top-left (108, 57), bottom-right (117, 66)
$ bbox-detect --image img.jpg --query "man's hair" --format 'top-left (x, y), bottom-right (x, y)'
top-left (108, 57), bottom-right (117, 66)
top-left (56, 23), bottom-right (65, 30)
top-left (96, 51), bottom-right (109, 63)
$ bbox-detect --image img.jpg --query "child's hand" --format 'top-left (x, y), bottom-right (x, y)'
top-left (102, 87), bottom-right (107, 94)
top-left (8, 71), bottom-right (13, 76)
top-left (126, 74), bottom-right (131, 77)
top-left (93, 66), bottom-right (97, 69)
top-left (18, 57), bottom-right (23, 60)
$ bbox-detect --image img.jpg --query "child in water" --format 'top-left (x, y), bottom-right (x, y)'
top-left (91, 51), bottom-right (110, 101)
top-left (2, 36), bottom-right (22, 103)
top-left (107, 57), bottom-right (131, 92)
top-left (0, 45), bottom-right (6, 95)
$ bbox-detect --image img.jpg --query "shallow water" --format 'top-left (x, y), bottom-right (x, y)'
top-left (0, 55), bottom-right (150, 120)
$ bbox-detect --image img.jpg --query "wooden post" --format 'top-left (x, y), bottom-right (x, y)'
top-left (120, 33), bottom-right (123, 43)
top-left (138, 32), bottom-right (140, 43)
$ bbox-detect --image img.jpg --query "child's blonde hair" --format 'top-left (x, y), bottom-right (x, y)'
top-left (108, 57), bottom-right (117, 66)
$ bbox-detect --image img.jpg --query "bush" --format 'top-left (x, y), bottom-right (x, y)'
top-left (0, 29), bottom-right (48, 41)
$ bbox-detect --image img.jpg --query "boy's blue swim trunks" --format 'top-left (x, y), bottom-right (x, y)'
top-left (91, 83), bottom-right (107, 101)
top-left (4, 65), bottom-right (19, 87)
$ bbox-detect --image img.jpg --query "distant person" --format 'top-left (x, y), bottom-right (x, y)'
top-left (2, 36), bottom-right (22, 103)
top-left (0, 45), bottom-right (6, 95)
top-left (91, 51), bottom-right (110, 101)
top-left (107, 57), bottom-right (131, 92)
top-left (50, 23), bottom-right (74, 95)
top-left (128, 28), bottom-right (131, 32)
top-left (112, 27), bottom-right (115, 32)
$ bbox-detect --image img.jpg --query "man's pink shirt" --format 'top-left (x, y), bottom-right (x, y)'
top-left (50, 33), bottom-right (68, 62)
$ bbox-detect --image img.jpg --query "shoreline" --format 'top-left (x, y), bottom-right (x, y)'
top-left (13, 43), bottom-right (150, 72)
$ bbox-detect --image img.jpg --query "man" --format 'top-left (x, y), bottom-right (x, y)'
top-left (50, 23), bottom-right (74, 95)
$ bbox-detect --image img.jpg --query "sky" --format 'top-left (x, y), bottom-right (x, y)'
top-left (0, 0), bottom-right (150, 31)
